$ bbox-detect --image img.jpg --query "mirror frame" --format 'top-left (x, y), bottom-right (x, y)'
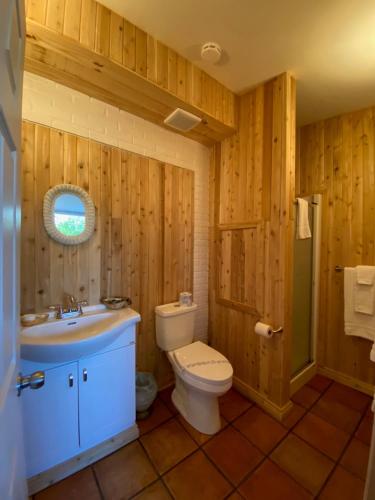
top-left (43, 184), bottom-right (95, 245)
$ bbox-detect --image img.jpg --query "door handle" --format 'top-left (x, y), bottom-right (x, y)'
top-left (17, 371), bottom-right (45, 396)
top-left (69, 374), bottom-right (74, 387)
top-left (83, 369), bottom-right (88, 382)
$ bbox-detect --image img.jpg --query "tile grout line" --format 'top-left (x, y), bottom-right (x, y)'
top-left (313, 398), bottom-right (372, 498)
top-left (233, 378), bottom-right (334, 496)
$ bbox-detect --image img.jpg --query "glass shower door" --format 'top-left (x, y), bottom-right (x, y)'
top-left (291, 201), bottom-right (314, 376)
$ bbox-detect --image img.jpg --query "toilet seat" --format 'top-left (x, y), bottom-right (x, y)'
top-left (170, 341), bottom-right (233, 386)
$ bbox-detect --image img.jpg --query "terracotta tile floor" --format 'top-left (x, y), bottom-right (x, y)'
top-left (34, 375), bottom-right (372, 500)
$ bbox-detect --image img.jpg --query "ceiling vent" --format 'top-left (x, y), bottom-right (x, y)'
top-left (164, 108), bottom-right (202, 132)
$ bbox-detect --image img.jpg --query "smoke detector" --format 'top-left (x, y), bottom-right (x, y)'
top-left (201, 42), bottom-right (222, 64)
top-left (164, 108), bottom-right (202, 132)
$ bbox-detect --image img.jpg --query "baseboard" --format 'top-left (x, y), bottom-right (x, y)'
top-left (27, 424), bottom-right (139, 495)
top-left (290, 362), bottom-right (317, 396)
top-left (233, 376), bottom-right (293, 422)
top-left (317, 366), bottom-right (374, 396)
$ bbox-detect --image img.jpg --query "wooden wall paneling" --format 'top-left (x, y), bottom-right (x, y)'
top-left (45, 0), bottom-right (65, 33)
top-left (209, 73), bottom-right (296, 415)
top-left (123, 20), bottom-right (136, 71)
top-left (63, 0), bottom-right (82, 41)
top-left (49, 129), bottom-right (65, 306)
top-left (100, 144), bottom-right (112, 298)
top-left (141, 159), bottom-right (163, 374)
top-left (146, 35), bottom-right (157, 83)
top-left (110, 147), bottom-right (122, 296)
top-left (216, 226), bottom-right (260, 313)
top-left (156, 41), bottom-right (168, 90)
top-left (21, 122), bottom-right (36, 313)
top-left (79, 0), bottom-right (97, 50)
top-left (297, 106), bottom-right (375, 389)
top-left (76, 137), bottom-right (90, 302)
top-left (109, 11), bottom-right (124, 65)
top-left (25, 19), bottom-right (236, 145)
top-left (27, 0), bottom-right (47, 24)
top-left (34, 125), bottom-right (51, 310)
top-left (88, 141), bottom-right (102, 305)
top-left (25, 0), bottom-right (237, 138)
top-left (176, 55), bottom-right (187, 101)
top-left (95, 2), bottom-right (111, 57)
top-left (121, 151), bottom-right (132, 302)
top-left (135, 27), bottom-right (147, 78)
top-left (167, 48), bottom-right (177, 95)
top-left (163, 164), bottom-right (194, 303)
top-left (62, 134), bottom-right (78, 301)
top-left (21, 122), bottom-right (194, 388)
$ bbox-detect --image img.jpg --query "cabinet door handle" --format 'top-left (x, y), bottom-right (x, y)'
top-left (83, 369), bottom-right (88, 382)
top-left (68, 374), bottom-right (74, 387)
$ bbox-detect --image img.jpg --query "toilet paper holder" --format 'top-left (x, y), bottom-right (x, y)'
top-left (272, 326), bottom-right (283, 335)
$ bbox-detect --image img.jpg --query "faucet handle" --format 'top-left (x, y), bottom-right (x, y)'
top-left (77, 299), bottom-right (88, 314)
top-left (48, 304), bottom-right (63, 318)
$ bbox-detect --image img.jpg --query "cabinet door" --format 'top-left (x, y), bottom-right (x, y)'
top-left (22, 362), bottom-right (79, 477)
top-left (79, 345), bottom-right (135, 450)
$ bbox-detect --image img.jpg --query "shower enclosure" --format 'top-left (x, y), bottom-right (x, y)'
top-left (291, 194), bottom-right (322, 380)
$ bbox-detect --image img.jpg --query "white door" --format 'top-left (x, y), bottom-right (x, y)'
top-left (22, 363), bottom-right (80, 477)
top-left (0, 0), bottom-right (26, 499)
top-left (79, 345), bottom-right (135, 449)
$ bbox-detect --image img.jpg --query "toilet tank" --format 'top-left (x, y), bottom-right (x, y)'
top-left (155, 302), bottom-right (198, 351)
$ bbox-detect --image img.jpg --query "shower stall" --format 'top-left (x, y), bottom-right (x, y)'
top-left (291, 194), bottom-right (322, 385)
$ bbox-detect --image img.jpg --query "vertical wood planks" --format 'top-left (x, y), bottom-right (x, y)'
top-left (109, 11), bottom-right (124, 65)
top-left (45, 0), bottom-right (65, 33)
top-left (21, 122), bottom-right (36, 312)
top-left (163, 164), bottom-right (194, 302)
top-left (79, 0), bottom-right (97, 50)
top-left (297, 106), bottom-right (375, 387)
top-left (21, 122), bottom-right (194, 388)
top-left (63, 0), bottom-right (82, 41)
top-left (210, 73), bottom-right (296, 409)
top-left (25, 0), bottom-right (236, 129)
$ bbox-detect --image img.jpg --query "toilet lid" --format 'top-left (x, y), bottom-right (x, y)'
top-left (172, 341), bottom-right (233, 385)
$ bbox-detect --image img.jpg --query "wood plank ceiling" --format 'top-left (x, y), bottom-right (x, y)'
top-left (24, 0), bottom-right (237, 145)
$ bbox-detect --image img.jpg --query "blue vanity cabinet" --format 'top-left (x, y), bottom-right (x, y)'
top-left (22, 362), bottom-right (79, 477)
top-left (78, 343), bottom-right (136, 449)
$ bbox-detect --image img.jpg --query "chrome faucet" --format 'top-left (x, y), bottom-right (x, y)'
top-left (49, 294), bottom-right (88, 319)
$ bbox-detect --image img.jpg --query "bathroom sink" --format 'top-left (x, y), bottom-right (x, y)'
top-left (20, 305), bottom-right (140, 363)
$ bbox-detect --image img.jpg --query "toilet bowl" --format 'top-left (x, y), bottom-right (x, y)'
top-left (168, 341), bottom-right (232, 434)
top-left (155, 302), bottom-right (233, 434)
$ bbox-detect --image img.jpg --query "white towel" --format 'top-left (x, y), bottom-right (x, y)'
top-left (344, 267), bottom-right (375, 341)
top-left (357, 266), bottom-right (375, 285)
top-left (296, 198), bottom-right (311, 239)
top-left (354, 266), bottom-right (375, 315)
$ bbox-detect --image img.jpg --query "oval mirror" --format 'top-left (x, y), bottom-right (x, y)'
top-left (43, 184), bottom-right (95, 245)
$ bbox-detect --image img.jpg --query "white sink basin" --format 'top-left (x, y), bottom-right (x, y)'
top-left (20, 305), bottom-right (140, 363)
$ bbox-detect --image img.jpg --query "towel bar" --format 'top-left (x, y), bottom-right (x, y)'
top-left (335, 265), bottom-right (344, 272)
top-left (293, 200), bottom-right (318, 206)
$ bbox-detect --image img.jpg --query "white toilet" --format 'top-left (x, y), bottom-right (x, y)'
top-left (155, 302), bottom-right (233, 434)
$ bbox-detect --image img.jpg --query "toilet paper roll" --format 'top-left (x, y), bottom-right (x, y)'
top-left (254, 322), bottom-right (273, 338)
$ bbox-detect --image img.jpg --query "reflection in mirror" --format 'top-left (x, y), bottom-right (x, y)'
top-left (43, 184), bottom-right (95, 245)
top-left (54, 193), bottom-right (86, 237)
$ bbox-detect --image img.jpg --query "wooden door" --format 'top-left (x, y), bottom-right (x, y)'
top-left (0, 0), bottom-right (26, 498)
top-left (79, 345), bottom-right (135, 449)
